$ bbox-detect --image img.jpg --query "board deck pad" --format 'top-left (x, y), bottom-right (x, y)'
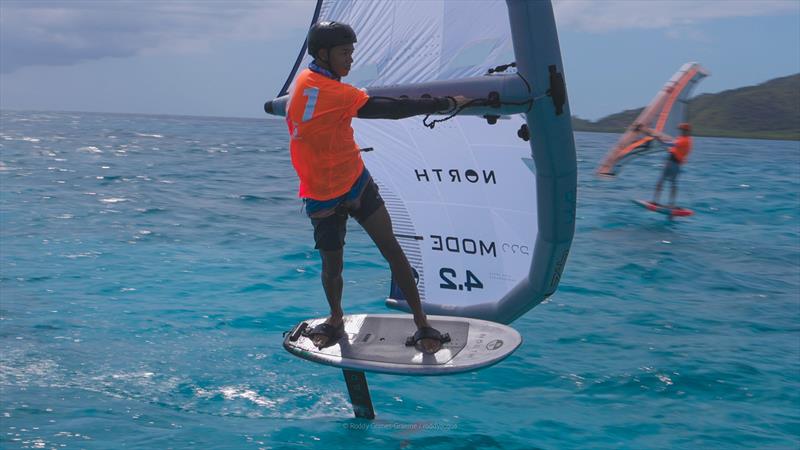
top-left (347, 316), bottom-right (469, 364)
top-left (633, 199), bottom-right (694, 217)
top-left (283, 314), bottom-right (521, 376)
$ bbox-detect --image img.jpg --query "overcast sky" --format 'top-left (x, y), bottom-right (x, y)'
top-left (1, 0), bottom-right (798, 120)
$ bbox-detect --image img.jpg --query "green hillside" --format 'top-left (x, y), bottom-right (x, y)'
top-left (572, 73), bottom-right (800, 140)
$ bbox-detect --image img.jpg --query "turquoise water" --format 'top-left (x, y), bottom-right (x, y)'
top-left (1, 110), bottom-right (798, 449)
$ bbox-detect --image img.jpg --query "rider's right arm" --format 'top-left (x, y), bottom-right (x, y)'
top-left (356, 96), bottom-right (454, 120)
top-left (638, 125), bottom-right (674, 144)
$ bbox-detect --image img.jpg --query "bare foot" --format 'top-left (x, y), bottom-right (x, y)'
top-left (310, 317), bottom-right (344, 349)
top-left (418, 337), bottom-right (442, 354)
top-left (408, 325), bottom-right (448, 354)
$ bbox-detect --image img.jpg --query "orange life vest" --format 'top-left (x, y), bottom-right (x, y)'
top-left (286, 69), bottom-right (370, 200)
top-left (670, 135), bottom-right (692, 164)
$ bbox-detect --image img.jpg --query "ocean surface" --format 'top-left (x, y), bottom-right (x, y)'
top-left (1, 110), bottom-right (798, 449)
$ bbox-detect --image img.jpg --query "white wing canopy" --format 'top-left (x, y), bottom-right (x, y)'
top-left (277, 0), bottom-right (576, 324)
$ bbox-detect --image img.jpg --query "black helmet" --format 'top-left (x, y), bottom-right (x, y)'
top-left (307, 21), bottom-right (357, 59)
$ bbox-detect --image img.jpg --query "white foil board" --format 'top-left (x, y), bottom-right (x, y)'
top-left (283, 314), bottom-right (522, 376)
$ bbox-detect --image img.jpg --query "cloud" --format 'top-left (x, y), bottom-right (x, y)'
top-left (4, 0), bottom-right (796, 74)
top-left (554, 0), bottom-right (800, 33)
top-left (0, 0), bottom-right (315, 74)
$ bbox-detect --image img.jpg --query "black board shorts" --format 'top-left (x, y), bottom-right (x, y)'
top-left (309, 177), bottom-right (385, 251)
top-left (663, 155), bottom-right (681, 181)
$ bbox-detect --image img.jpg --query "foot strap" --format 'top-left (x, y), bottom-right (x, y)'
top-left (405, 326), bottom-right (450, 347)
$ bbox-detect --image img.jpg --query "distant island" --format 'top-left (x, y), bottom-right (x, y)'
top-left (572, 73), bottom-right (800, 141)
